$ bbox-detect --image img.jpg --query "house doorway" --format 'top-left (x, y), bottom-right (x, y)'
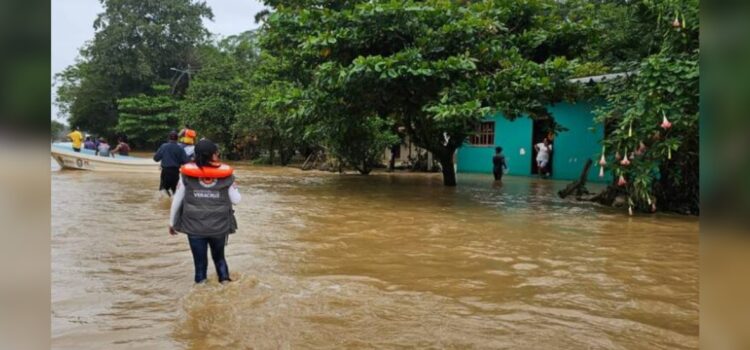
top-left (531, 117), bottom-right (554, 176)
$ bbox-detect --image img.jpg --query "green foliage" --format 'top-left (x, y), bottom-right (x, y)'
top-left (319, 113), bottom-right (398, 174)
top-left (259, 0), bottom-right (596, 182)
top-left (116, 85), bottom-right (180, 149)
top-left (593, 0), bottom-right (699, 214)
top-left (596, 55), bottom-right (698, 214)
top-left (51, 120), bottom-right (67, 141)
top-left (240, 35), bottom-right (312, 165)
top-left (52, 0), bottom-right (700, 207)
top-left (241, 66), bottom-right (308, 165)
top-left (181, 32), bottom-right (259, 158)
top-left (55, 0), bottom-right (213, 135)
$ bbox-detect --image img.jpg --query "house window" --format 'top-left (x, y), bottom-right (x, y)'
top-left (469, 121), bottom-right (495, 146)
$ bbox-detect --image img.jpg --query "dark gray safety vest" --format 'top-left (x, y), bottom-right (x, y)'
top-left (174, 174), bottom-right (238, 237)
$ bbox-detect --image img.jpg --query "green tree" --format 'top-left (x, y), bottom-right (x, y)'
top-left (592, 0), bottom-right (699, 214)
top-left (235, 33), bottom-right (327, 166)
top-left (325, 117), bottom-right (397, 174)
top-left (55, 0), bottom-right (213, 136)
top-left (51, 120), bottom-right (67, 141)
top-left (115, 85), bottom-right (180, 149)
top-left (181, 32), bottom-right (259, 158)
top-left (241, 81), bottom-right (300, 165)
top-left (259, 0), bottom-right (594, 184)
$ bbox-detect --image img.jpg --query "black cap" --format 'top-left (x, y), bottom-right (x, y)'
top-left (195, 139), bottom-right (218, 158)
top-left (168, 131), bottom-right (178, 140)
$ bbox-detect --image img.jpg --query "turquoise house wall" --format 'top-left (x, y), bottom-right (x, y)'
top-left (547, 102), bottom-right (605, 182)
top-left (456, 114), bottom-right (532, 176)
top-left (456, 101), bottom-right (607, 182)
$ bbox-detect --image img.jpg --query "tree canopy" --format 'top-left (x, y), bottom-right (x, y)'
top-left (55, 0), bottom-right (213, 136)
top-left (54, 0), bottom-right (700, 214)
top-left (592, 0), bottom-right (699, 214)
top-left (257, 0), bottom-right (605, 184)
top-left (115, 85), bottom-right (180, 149)
top-left (180, 32), bottom-right (260, 158)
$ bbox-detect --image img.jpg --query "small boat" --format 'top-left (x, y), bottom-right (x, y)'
top-left (51, 143), bottom-right (159, 173)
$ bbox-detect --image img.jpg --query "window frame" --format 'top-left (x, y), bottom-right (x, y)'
top-left (468, 121), bottom-right (495, 146)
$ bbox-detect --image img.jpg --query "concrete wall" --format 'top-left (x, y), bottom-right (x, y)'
top-left (382, 136), bottom-right (431, 167)
top-left (456, 101), bottom-right (608, 182)
top-left (548, 102), bottom-right (605, 182)
top-left (457, 114), bottom-right (533, 176)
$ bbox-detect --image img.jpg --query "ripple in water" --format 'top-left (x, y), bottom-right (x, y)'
top-left (52, 165), bottom-right (698, 349)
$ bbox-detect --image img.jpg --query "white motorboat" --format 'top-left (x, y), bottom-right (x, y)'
top-left (51, 143), bottom-right (159, 173)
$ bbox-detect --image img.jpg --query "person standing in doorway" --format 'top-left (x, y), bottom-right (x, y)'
top-left (154, 131), bottom-right (189, 196)
top-left (67, 127), bottom-right (83, 152)
top-left (534, 138), bottom-right (552, 178)
top-left (492, 146), bottom-right (508, 181)
top-left (169, 139), bottom-right (240, 284)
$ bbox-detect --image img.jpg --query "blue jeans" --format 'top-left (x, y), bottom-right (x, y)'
top-left (187, 234), bottom-right (230, 283)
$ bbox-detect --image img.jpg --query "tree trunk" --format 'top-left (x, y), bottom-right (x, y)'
top-left (301, 152), bottom-right (315, 170)
top-left (558, 158), bottom-right (593, 199)
top-left (280, 148), bottom-right (293, 166)
top-left (269, 137), bottom-right (276, 165)
top-left (388, 146), bottom-right (396, 172)
top-left (655, 155), bottom-right (699, 215)
top-left (356, 160), bottom-right (371, 175)
top-left (590, 184), bottom-right (627, 207)
top-left (438, 153), bottom-right (456, 186)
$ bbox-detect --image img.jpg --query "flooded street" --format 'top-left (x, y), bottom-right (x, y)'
top-left (52, 164), bottom-right (698, 349)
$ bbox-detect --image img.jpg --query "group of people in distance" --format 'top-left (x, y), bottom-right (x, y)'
top-left (67, 126), bottom-right (131, 157)
top-left (492, 136), bottom-right (553, 183)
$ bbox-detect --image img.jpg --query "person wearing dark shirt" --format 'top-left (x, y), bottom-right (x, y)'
top-left (492, 146), bottom-right (508, 181)
top-left (111, 136), bottom-right (131, 156)
top-left (154, 131), bottom-right (189, 196)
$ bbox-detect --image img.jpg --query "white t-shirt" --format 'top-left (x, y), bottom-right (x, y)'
top-left (97, 143), bottom-right (111, 157)
top-left (183, 145), bottom-right (195, 158)
top-left (535, 143), bottom-right (552, 161)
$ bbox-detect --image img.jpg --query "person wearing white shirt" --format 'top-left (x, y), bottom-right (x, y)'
top-left (169, 140), bottom-right (241, 284)
top-left (534, 138), bottom-right (552, 178)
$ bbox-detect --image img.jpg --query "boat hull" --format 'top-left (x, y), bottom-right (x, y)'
top-left (51, 144), bottom-right (160, 173)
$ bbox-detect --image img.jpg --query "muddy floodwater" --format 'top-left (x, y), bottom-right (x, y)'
top-left (52, 163), bottom-right (698, 349)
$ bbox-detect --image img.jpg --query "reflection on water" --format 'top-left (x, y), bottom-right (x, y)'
top-left (52, 164), bottom-right (698, 349)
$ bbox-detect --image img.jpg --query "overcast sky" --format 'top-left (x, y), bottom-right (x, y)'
top-left (51, 0), bottom-right (267, 122)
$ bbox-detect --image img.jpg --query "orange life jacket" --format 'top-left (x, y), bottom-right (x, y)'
top-left (180, 129), bottom-right (197, 145)
top-left (180, 162), bottom-right (234, 179)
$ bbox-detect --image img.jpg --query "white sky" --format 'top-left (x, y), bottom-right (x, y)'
top-left (51, 0), bottom-right (267, 122)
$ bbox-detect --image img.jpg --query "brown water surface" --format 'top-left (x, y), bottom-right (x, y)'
top-left (52, 163), bottom-right (698, 349)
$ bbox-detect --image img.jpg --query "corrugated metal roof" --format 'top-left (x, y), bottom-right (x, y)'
top-left (568, 71), bottom-right (638, 84)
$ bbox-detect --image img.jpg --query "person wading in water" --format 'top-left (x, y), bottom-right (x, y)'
top-left (154, 131), bottom-right (188, 196)
top-left (492, 146), bottom-right (508, 182)
top-left (169, 139), bottom-right (241, 284)
top-left (178, 124), bottom-right (197, 159)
